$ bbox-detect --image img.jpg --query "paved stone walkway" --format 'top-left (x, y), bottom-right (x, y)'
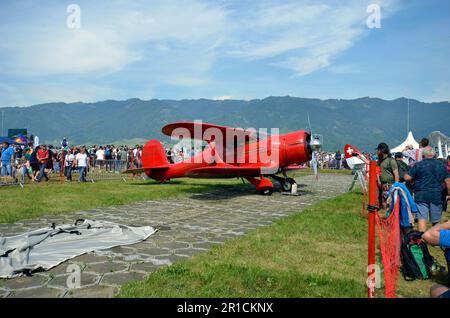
top-left (0, 173), bottom-right (352, 298)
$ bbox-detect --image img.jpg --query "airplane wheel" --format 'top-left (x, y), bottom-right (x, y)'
top-left (259, 188), bottom-right (273, 196)
top-left (281, 178), bottom-right (296, 192)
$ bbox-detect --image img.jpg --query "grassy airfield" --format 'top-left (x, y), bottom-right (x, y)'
top-left (0, 169), bottom-right (346, 224)
top-left (1, 168), bottom-right (447, 298)
top-left (118, 192), bottom-right (449, 298)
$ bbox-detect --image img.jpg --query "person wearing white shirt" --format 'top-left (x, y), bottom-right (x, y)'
top-left (96, 147), bottom-right (105, 169)
top-left (64, 150), bottom-right (75, 181)
top-left (75, 148), bottom-right (89, 182)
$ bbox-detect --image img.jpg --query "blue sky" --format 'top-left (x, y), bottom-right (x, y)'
top-left (0, 0), bottom-right (449, 107)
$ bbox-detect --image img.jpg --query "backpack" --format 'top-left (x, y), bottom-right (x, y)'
top-left (105, 148), bottom-right (111, 157)
top-left (401, 231), bottom-right (436, 280)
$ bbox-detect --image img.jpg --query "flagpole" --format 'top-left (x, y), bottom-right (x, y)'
top-left (1, 110), bottom-right (4, 136)
top-left (407, 98), bottom-right (410, 133)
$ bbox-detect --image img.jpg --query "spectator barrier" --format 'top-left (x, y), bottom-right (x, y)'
top-left (83, 159), bottom-right (130, 182)
top-left (0, 176), bottom-right (19, 187)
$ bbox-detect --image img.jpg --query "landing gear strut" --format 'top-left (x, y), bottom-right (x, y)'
top-left (281, 177), bottom-right (296, 192)
top-left (245, 176), bottom-right (274, 195)
top-left (272, 173), bottom-right (298, 195)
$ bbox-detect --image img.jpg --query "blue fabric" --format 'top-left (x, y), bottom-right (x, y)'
top-left (37, 163), bottom-right (48, 182)
top-left (78, 166), bottom-right (86, 182)
top-left (416, 202), bottom-right (442, 223)
top-left (408, 158), bottom-right (449, 204)
top-left (439, 229), bottom-right (450, 249)
top-left (387, 182), bottom-right (418, 228)
top-left (1, 163), bottom-right (12, 176)
top-left (1, 146), bottom-right (14, 163)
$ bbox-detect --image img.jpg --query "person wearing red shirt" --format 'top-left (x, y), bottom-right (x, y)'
top-left (37, 144), bottom-right (49, 182)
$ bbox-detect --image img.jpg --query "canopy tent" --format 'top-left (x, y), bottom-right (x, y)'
top-left (0, 135), bottom-right (27, 145)
top-left (428, 131), bottom-right (449, 159)
top-left (391, 131), bottom-right (419, 153)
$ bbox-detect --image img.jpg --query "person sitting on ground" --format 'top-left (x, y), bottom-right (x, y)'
top-left (404, 146), bottom-right (450, 232)
top-left (376, 143), bottom-right (399, 209)
top-left (422, 220), bottom-right (450, 298)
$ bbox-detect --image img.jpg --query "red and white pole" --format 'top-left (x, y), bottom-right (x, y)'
top-left (367, 160), bottom-right (378, 298)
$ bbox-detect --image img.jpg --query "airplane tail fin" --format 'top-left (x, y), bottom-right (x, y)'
top-left (142, 139), bottom-right (170, 169)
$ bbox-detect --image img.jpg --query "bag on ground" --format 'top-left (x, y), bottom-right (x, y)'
top-left (401, 231), bottom-right (436, 280)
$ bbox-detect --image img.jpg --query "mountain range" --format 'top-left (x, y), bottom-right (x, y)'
top-left (1, 96), bottom-right (448, 151)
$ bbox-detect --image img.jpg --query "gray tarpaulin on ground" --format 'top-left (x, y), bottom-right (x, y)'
top-left (0, 219), bottom-right (156, 278)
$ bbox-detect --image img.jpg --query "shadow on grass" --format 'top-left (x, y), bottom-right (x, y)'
top-left (125, 177), bottom-right (315, 200)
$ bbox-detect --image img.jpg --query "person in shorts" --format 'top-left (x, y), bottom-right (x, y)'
top-left (405, 146), bottom-right (449, 232)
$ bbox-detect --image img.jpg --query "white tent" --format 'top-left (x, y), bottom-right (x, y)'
top-left (391, 131), bottom-right (419, 153)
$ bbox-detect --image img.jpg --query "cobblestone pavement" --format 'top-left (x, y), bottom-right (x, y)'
top-left (0, 173), bottom-right (352, 298)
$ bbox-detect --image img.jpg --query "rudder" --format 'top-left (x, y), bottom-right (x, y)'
top-left (142, 139), bottom-right (170, 169)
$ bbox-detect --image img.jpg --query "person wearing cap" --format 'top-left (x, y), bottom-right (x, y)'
top-left (404, 146), bottom-right (450, 232)
top-left (377, 143), bottom-right (399, 208)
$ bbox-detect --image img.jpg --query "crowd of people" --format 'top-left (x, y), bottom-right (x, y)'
top-left (0, 139), bottom-right (206, 184)
top-left (0, 141), bottom-right (145, 183)
top-left (352, 137), bottom-right (450, 298)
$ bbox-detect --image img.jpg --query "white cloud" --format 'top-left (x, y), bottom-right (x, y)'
top-left (0, 0), bottom-right (405, 106)
top-left (0, 0), bottom-right (230, 76)
top-left (228, 0), bottom-right (401, 75)
top-left (213, 95), bottom-right (235, 101)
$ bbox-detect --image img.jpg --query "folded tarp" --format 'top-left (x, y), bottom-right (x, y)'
top-left (0, 219), bottom-right (156, 278)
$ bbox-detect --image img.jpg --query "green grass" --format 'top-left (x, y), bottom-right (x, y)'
top-left (0, 178), bottom-right (244, 224)
top-left (0, 168), bottom-right (346, 224)
top-left (118, 192), bottom-right (449, 298)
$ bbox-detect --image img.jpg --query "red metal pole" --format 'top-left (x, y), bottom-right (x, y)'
top-left (367, 160), bottom-right (378, 298)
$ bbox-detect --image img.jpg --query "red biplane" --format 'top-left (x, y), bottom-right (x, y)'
top-left (129, 122), bottom-right (313, 195)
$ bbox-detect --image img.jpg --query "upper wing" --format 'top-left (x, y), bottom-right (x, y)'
top-left (162, 122), bottom-right (263, 144)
